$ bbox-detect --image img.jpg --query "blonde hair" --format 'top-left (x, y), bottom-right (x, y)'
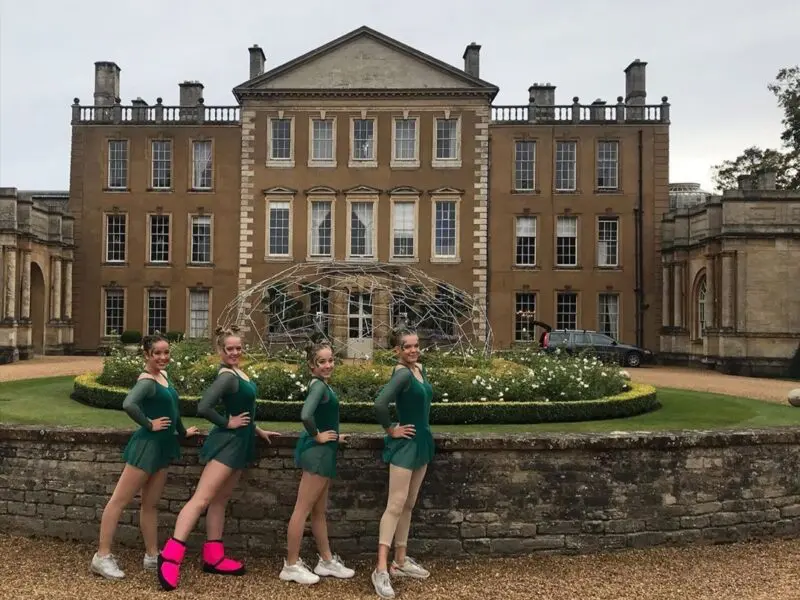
top-left (305, 339), bottom-right (333, 366)
top-left (214, 325), bottom-right (242, 349)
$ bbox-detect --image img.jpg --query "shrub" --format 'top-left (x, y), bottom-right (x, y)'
top-left (165, 331), bottom-right (185, 343)
top-left (120, 330), bottom-right (142, 345)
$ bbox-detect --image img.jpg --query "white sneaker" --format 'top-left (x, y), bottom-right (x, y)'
top-left (314, 553), bottom-right (355, 579)
top-left (90, 552), bottom-right (125, 580)
top-left (143, 554), bottom-right (158, 571)
top-left (391, 556), bottom-right (430, 579)
top-left (371, 568), bottom-right (395, 599)
top-left (279, 558), bottom-right (320, 585)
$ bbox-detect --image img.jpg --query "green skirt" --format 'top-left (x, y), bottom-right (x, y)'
top-left (122, 430), bottom-right (181, 475)
top-left (294, 433), bottom-right (338, 478)
top-left (382, 429), bottom-right (435, 471)
top-left (199, 426), bottom-right (256, 470)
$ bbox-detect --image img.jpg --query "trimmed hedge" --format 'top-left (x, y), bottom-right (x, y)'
top-left (72, 373), bottom-right (659, 425)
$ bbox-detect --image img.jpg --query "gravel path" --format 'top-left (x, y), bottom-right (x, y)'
top-left (1, 534), bottom-right (799, 600)
top-left (0, 356), bottom-right (102, 382)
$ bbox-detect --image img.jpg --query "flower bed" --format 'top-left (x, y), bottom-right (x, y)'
top-left (75, 343), bottom-right (658, 424)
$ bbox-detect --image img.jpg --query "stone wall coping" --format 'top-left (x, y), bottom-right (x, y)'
top-left (3, 424), bottom-right (800, 451)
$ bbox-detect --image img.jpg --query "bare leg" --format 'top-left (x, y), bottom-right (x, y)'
top-left (376, 465), bottom-right (414, 571)
top-left (98, 465), bottom-right (150, 556)
top-left (310, 479), bottom-right (332, 561)
top-left (205, 469), bottom-right (241, 540)
top-left (286, 472), bottom-right (329, 565)
top-left (393, 465), bottom-right (428, 566)
top-left (172, 460), bottom-right (234, 541)
top-left (139, 468), bottom-right (169, 557)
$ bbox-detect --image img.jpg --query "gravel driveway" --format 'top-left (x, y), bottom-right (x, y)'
top-left (2, 534), bottom-right (799, 600)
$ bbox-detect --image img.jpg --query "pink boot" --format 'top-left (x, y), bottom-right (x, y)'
top-left (202, 540), bottom-right (246, 576)
top-left (157, 537), bottom-right (186, 591)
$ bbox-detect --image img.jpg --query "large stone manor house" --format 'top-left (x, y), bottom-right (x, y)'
top-left (3, 25), bottom-right (674, 360)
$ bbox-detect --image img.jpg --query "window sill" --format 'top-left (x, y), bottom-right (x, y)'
top-left (348, 159), bottom-right (378, 168)
top-left (188, 188), bottom-right (214, 194)
top-left (264, 256), bottom-right (293, 262)
top-left (103, 188), bottom-right (130, 193)
top-left (390, 160), bottom-right (421, 169)
top-left (345, 257), bottom-right (378, 263)
top-left (554, 189), bottom-right (581, 195)
top-left (102, 262), bottom-right (129, 267)
top-left (145, 262), bottom-right (172, 268)
top-left (306, 255), bottom-right (335, 262)
top-left (389, 257), bottom-right (419, 264)
top-left (595, 265), bottom-right (622, 271)
top-left (430, 257), bottom-right (461, 264)
top-left (595, 188), bottom-right (623, 195)
top-left (308, 160), bottom-right (337, 168)
top-left (512, 265), bottom-right (540, 271)
top-left (187, 262), bottom-right (214, 268)
top-left (554, 265), bottom-right (582, 270)
top-left (147, 187), bottom-right (174, 193)
top-left (511, 189), bottom-right (541, 195)
top-left (266, 160), bottom-right (295, 168)
top-left (431, 159), bottom-right (462, 169)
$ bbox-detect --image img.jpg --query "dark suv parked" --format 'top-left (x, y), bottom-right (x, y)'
top-left (541, 329), bottom-right (653, 368)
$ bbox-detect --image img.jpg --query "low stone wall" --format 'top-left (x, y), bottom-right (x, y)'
top-left (2, 425), bottom-right (800, 557)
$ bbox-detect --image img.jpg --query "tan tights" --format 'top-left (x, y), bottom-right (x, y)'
top-left (378, 464), bottom-right (427, 549)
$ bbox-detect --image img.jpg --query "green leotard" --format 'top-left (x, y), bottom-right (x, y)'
top-left (375, 364), bottom-right (435, 470)
top-left (197, 367), bottom-right (258, 470)
top-left (121, 373), bottom-right (186, 475)
top-left (294, 377), bottom-right (340, 479)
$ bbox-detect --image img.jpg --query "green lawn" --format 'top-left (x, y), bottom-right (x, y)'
top-left (0, 376), bottom-right (798, 434)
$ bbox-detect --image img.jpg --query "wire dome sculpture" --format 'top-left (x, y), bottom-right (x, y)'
top-left (217, 262), bottom-right (493, 358)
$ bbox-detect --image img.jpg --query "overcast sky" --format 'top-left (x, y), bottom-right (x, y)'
top-left (0, 0), bottom-right (794, 193)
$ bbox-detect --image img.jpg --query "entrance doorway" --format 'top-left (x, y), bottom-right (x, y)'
top-left (30, 262), bottom-right (45, 354)
top-left (347, 292), bottom-right (373, 359)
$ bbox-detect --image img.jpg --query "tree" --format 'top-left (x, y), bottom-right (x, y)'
top-left (712, 66), bottom-right (800, 191)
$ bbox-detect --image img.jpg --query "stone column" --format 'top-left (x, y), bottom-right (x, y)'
top-left (720, 254), bottom-right (735, 329)
top-left (661, 265), bottom-right (671, 327)
top-left (672, 263), bottom-right (683, 328)
top-left (63, 260), bottom-right (73, 320)
top-left (705, 255), bottom-right (715, 329)
top-left (4, 247), bottom-right (17, 320)
top-left (51, 257), bottom-right (62, 320)
top-left (20, 251), bottom-right (31, 320)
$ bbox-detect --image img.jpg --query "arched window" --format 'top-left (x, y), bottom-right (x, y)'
top-left (696, 276), bottom-right (707, 338)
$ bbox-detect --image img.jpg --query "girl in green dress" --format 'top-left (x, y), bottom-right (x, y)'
top-left (90, 334), bottom-right (199, 581)
top-left (157, 326), bottom-right (281, 591)
top-left (371, 328), bottom-right (434, 600)
top-left (279, 340), bottom-right (355, 585)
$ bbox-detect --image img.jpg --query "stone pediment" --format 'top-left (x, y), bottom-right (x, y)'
top-left (428, 186), bottom-right (465, 195)
top-left (234, 26), bottom-right (498, 98)
top-left (304, 186), bottom-right (339, 195)
top-left (263, 186), bottom-right (297, 195)
top-left (344, 185), bottom-right (382, 196)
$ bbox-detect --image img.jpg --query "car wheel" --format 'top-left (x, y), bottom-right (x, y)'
top-left (625, 352), bottom-right (642, 368)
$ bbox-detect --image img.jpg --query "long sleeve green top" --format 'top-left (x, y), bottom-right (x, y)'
top-left (300, 380), bottom-right (328, 436)
top-left (122, 377), bottom-right (187, 437)
top-left (197, 372), bottom-right (239, 428)
top-left (374, 367), bottom-right (412, 429)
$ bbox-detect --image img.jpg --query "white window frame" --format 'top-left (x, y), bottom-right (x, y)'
top-left (188, 214), bottom-right (213, 265)
top-left (598, 292), bottom-right (620, 340)
top-left (555, 140), bottom-right (577, 192)
top-left (147, 213), bottom-right (171, 265)
top-left (102, 288), bottom-right (126, 337)
top-left (187, 288), bottom-right (211, 338)
top-left (150, 139), bottom-right (172, 190)
top-left (514, 292), bottom-right (537, 343)
top-left (104, 213), bottom-right (128, 263)
top-left (556, 291), bottom-right (579, 330)
top-left (308, 116), bottom-right (337, 167)
top-left (391, 115), bottom-right (420, 168)
top-left (349, 117), bottom-right (378, 168)
top-left (514, 215), bottom-right (537, 267)
top-left (267, 115), bottom-right (295, 168)
top-left (107, 139), bottom-right (129, 190)
top-left (191, 139), bottom-right (213, 190)
top-left (597, 216), bottom-right (619, 268)
top-left (596, 140), bottom-right (620, 191)
top-left (514, 140), bottom-right (536, 191)
top-left (265, 196), bottom-right (293, 259)
top-left (145, 288), bottom-right (169, 336)
top-left (345, 195), bottom-right (379, 261)
top-left (390, 196), bottom-right (419, 261)
top-left (555, 215), bottom-right (578, 268)
top-left (432, 115), bottom-right (462, 168)
top-left (306, 196), bottom-right (335, 261)
top-left (431, 195), bottom-right (461, 262)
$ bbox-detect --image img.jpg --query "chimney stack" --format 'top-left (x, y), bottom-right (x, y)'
top-left (94, 61), bottom-right (121, 107)
top-left (528, 83), bottom-right (556, 122)
top-left (179, 81), bottom-right (204, 107)
top-left (737, 175), bottom-right (755, 190)
top-left (462, 42), bottom-right (481, 78)
top-left (249, 44), bottom-right (266, 79)
top-left (757, 170), bottom-right (777, 190)
top-left (624, 59), bottom-right (647, 119)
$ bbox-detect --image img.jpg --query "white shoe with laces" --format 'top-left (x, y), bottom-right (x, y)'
top-left (143, 553), bottom-right (158, 571)
top-left (90, 552), bottom-right (125, 580)
top-left (391, 556), bottom-right (430, 579)
top-left (371, 568), bottom-right (396, 599)
top-left (279, 558), bottom-right (320, 584)
top-left (314, 553), bottom-right (355, 579)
